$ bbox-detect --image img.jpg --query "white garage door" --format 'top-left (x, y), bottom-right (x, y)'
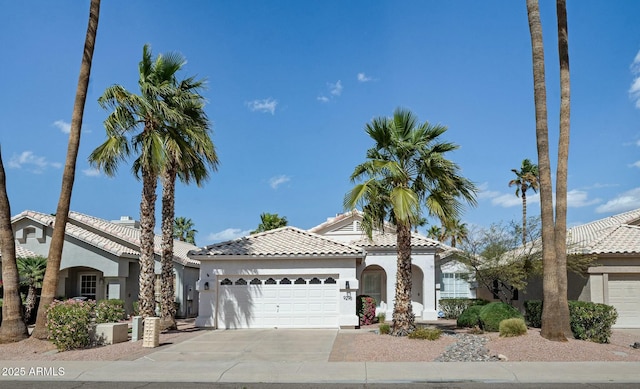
top-left (608, 274), bottom-right (640, 328)
top-left (217, 275), bottom-right (339, 329)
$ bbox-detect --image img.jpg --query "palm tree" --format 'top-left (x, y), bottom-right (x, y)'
top-left (251, 213), bottom-right (288, 234)
top-left (555, 0), bottom-right (572, 338)
top-left (174, 217), bottom-right (198, 244)
top-left (31, 0), bottom-right (101, 339)
top-left (0, 146), bottom-right (29, 343)
top-left (526, 0), bottom-right (566, 341)
top-left (508, 159), bottom-right (539, 245)
top-left (441, 218), bottom-right (469, 248)
top-left (159, 81), bottom-right (218, 330)
top-left (426, 225), bottom-right (443, 241)
top-left (344, 108), bottom-right (477, 336)
top-left (89, 45), bottom-right (194, 318)
top-left (17, 256), bottom-right (47, 324)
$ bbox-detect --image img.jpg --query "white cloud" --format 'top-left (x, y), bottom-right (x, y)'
top-left (53, 120), bottom-right (71, 134)
top-left (567, 189), bottom-right (601, 208)
top-left (491, 192), bottom-right (537, 208)
top-left (596, 187), bottom-right (640, 213)
top-left (630, 161), bottom-right (640, 168)
top-left (246, 98), bottom-right (278, 114)
top-left (357, 73), bottom-right (372, 82)
top-left (629, 50), bottom-right (640, 109)
top-left (317, 96), bottom-right (329, 103)
top-left (476, 182), bottom-right (501, 200)
top-left (8, 151), bottom-right (60, 173)
top-left (268, 174), bottom-right (290, 189)
top-left (206, 228), bottom-right (252, 243)
top-left (329, 80), bottom-right (343, 96)
top-left (82, 167), bottom-right (101, 177)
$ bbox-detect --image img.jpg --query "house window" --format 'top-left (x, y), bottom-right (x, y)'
top-left (362, 271), bottom-right (384, 306)
top-left (80, 274), bottom-right (97, 300)
top-left (440, 272), bottom-right (471, 299)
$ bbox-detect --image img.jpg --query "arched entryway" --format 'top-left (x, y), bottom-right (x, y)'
top-left (361, 265), bottom-right (387, 308)
top-left (59, 266), bottom-right (105, 300)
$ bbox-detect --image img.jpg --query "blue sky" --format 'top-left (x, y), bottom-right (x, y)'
top-left (2, 1), bottom-right (640, 245)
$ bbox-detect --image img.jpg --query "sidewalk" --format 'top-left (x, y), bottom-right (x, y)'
top-left (1, 360), bottom-right (639, 383)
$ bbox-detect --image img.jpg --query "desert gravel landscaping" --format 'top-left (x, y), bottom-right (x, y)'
top-left (1, 319), bottom-right (639, 362)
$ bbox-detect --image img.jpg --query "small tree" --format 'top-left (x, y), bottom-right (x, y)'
top-left (459, 217), bottom-right (594, 305)
top-left (17, 256), bottom-right (47, 323)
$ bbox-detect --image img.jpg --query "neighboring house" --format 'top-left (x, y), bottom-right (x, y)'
top-left (10, 210), bottom-right (200, 318)
top-left (0, 244), bottom-right (39, 260)
top-left (191, 211), bottom-right (475, 329)
top-left (436, 246), bottom-right (476, 302)
top-left (477, 208), bottom-right (640, 328)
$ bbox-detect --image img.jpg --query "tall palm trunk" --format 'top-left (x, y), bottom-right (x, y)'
top-left (23, 285), bottom-right (37, 324)
top-left (32, 0), bottom-right (100, 339)
top-left (526, 0), bottom-right (566, 342)
top-left (521, 186), bottom-right (528, 245)
top-left (160, 166), bottom-right (178, 330)
top-left (139, 168), bottom-right (158, 318)
top-left (391, 221), bottom-right (415, 336)
top-left (0, 147), bottom-right (28, 343)
top-left (555, 0), bottom-right (572, 338)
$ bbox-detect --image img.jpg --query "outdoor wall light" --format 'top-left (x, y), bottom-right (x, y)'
top-left (204, 282), bottom-right (209, 290)
top-left (345, 281), bottom-right (350, 289)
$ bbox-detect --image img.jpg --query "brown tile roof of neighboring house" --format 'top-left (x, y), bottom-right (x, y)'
top-left (189, 227), bottom-right (363, 258)
top-left (13, 210), bottom-right (199, 267)
top-left (350, 232), bottom-right (440, 249)
top-left (0, 245), bottom-right (38, 259)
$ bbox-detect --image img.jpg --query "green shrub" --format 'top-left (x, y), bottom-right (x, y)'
top-left (95, 299), bottom-right (126, 324)
top-left (46, 299), bottom-right (96, 351)
top-left (132, 301), bottom-right (139, 316)
top-left (499, 318), bottom-right (528, 337)
top-left (379, 323), bottom-right (390, 335)
top-left (457, 305), bottom-right (483, 328)
top-left (439, 298), bottom-right (489, 319)
top-left (377, 312), bottom-right (386, 323)
top-left (570, 301), bottom-right (618, 344)
top-left (524, 300), bottom-right (543, 328)
top-left (478, 302), bottom-right (523, 332)
top-left (524, 300), bottom-right (618, 343)
top-left (408, 327), bottom-right (442, 340)
top-left (356, 295), bottom-right (377, 326)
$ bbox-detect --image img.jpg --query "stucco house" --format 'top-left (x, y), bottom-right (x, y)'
top-left (476, 208), bottom-right (640, 328)
top-left (10, 210), bottom-right (200, 318)
top-left (191, 211), bottom-right (476, 329)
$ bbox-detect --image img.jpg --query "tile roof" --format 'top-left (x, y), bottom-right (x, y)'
top-left (308, 210), bottom-right (364, 233)
top-left (0, 245), bottom-right (38, 259)
top-left (13, 210), bottom-right (199, 267)
top-left (350, 232), bottom-right (440, 249)
top-left (566, 208), bottom-right (640, 255)
top-left (189, 227), bottom-right (363, 258)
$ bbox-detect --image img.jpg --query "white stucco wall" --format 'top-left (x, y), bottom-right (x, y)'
top-left (357, 249), bottom-right (438, 320)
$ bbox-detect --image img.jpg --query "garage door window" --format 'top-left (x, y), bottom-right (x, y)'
top-left (250, 278), bottom-right (262, 285)
top-left (235, 278), bottom-right (247, 285)
top-left (280, 278), bottom-right (291, 284)
top-left (325, 277), bottom-right (336, 284)
top-left (295, 277), bottom-right (306, 284)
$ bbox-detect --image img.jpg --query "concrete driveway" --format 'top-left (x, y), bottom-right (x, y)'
top-left (140, 329), bottom-right (338, 362)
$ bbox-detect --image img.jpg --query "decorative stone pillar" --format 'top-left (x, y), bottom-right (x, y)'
top-left (142, 317), bottom-right (160, 348)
